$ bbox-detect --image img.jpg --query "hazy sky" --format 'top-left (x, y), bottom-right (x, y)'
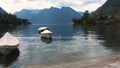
top-left (0, 0), bottom-right (107, 13)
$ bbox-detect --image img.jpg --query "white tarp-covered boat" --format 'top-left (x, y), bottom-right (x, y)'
top-left (38, 27), bottom-right (49, 33)
top-left (41, 30), bottom-right (52, 39)
top-left (0, 32), bottom-right (19, 55)
top-left (38, 27), bottom-right (52, 39)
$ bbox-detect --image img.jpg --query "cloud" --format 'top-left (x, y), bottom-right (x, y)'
top-left (56, 0), bottom-right (83, 7)
top-left (0, 0), bottom-right (107, 13)
top-left (82, 0), bottom-right (107, 5)
top-left (82, 3), bottom-right (101, 12)
top-left (55, 0), bottom-right (106, 12)
top-left (0, 0), bottom-right (54, 13)
top-left (27, 0), bottom-right (36, 1)
top-left (81, 0), bottom-right (107, 12)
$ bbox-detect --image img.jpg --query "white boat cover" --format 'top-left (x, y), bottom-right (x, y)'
top-left (0, 32), bottom-right (19, 46)
top-left (41, 30), bottom-right (52, 34)
top-left (38, 27), bottom-right (49, 31)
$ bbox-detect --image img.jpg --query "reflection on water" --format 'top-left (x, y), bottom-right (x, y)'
top-left (0, 25), bottom-right (17, 33)
top-left (0, 25), bottom-right (18, 38)
top-left (41, 37), bottom-right (53, 44)
top-left (73, 24), bottom-right (120, 54)
top-left (0, 48), bottom-right (20, 67)
top-left (0, 24), bottom-right (120, 67)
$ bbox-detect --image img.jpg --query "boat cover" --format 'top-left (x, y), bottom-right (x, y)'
top-left (0, 32), bottom-right (19, 46)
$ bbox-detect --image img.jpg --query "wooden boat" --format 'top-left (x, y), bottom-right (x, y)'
top-left (0, 32), bottom-right (19, 55)
top-left (38, 27), bottom-right (52, 39)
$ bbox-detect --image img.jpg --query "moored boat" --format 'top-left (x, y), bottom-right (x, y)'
top-left (38, 27), bottom-right (52, 39)
top-left (0, 32), bottom-right (19, 55)
top-left (41, 30), bottom-right (52, 39)
top-left (38, 27), bottom-right (49, 33)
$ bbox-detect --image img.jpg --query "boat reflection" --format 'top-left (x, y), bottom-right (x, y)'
top-left (0, 48), bottom-right (20, 67)
top-left (41, 37), bottom-right (52, 44)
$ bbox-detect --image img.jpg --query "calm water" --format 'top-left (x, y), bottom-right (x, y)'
top-left (0, 24), bottom-right (120, 68)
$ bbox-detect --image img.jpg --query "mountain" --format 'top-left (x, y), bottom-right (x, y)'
top-left (0, 7), bottom-right (30, 27)
top-left (95, 0), bottom-right (120, 16)
top-left (78, 11), bottom-right (83, 15)
top-left (0, 7), bottom-right (7, 14)
top-left (73, 0), bottom-right (120, 25)
top-left (15, 7), bottom-right (81, 25)
top-left (15, 9), bottom-right (40, 20)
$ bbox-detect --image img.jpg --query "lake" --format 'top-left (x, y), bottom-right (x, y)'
top-left (0, 24), bottom-right (120, 68)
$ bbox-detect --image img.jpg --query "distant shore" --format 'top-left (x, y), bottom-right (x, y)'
top-left (26, 55), bottom-right (120, 68)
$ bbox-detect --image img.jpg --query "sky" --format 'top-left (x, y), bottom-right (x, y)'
top-left (0, 0), bottom-right (107, 13)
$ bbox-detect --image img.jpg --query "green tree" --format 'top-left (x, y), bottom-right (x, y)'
top-left (83, 10), bottom-right (89, 19)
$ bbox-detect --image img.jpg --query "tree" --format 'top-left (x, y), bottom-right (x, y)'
top-left (0, 13), bottom-right (31, 26)
top-left (83, 10), bottom-right (90, 19)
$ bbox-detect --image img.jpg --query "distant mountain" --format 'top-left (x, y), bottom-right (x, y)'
top-left (73, 0), bottom-right (120, 25)
top-left (15, 9), bottom-right (40, 20)
top-left (95, 0), bottom-right (120, 16)
top-left (15, 7), bottom-right (81, 25)
top-left (0, 7), bottom-right (30, 27)
top-left (78, 11), bottom-right (83, 15)
top-left (0, 7), bottom-right (7, 14)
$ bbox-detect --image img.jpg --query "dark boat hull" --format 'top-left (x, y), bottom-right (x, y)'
top-left (0, 45), bottom-right (18, 55)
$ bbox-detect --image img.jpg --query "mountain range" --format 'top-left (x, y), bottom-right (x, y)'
top-left (0, 7), bottom-right (7, 14)
top-left (15, 7), bottom-right (82, 25)
top-left (95, 0), bottom-right (120, 16)
top-left (73, 0), bottom-right (120, 25)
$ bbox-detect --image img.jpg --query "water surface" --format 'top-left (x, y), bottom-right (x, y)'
top-left (0, 24), bottom-right (120, 68)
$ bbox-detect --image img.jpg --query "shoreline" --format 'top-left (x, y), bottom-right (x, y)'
top-left (26, 55), bottom-right (120, 68)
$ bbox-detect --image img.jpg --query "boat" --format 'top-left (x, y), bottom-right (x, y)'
top-left (40, 30), bottom-right (52, 39)
top-left (38, 27), bottom-right (49, 33)
top-left (0, 32), bottom-right (19, 55)
top-left (38, 27), bottom-right (52, 39)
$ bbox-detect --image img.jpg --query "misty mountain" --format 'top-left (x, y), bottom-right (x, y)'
top-left (15, 9), bottom-right (40, 20)
top-left (95, 0), bottom-right (120, 16)
top-left (15, 7), bottom-right (82, 25)
top-left (0, 7), bottom-right (7, 14)
top-left (78, 11), bottom-right (83, 15)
